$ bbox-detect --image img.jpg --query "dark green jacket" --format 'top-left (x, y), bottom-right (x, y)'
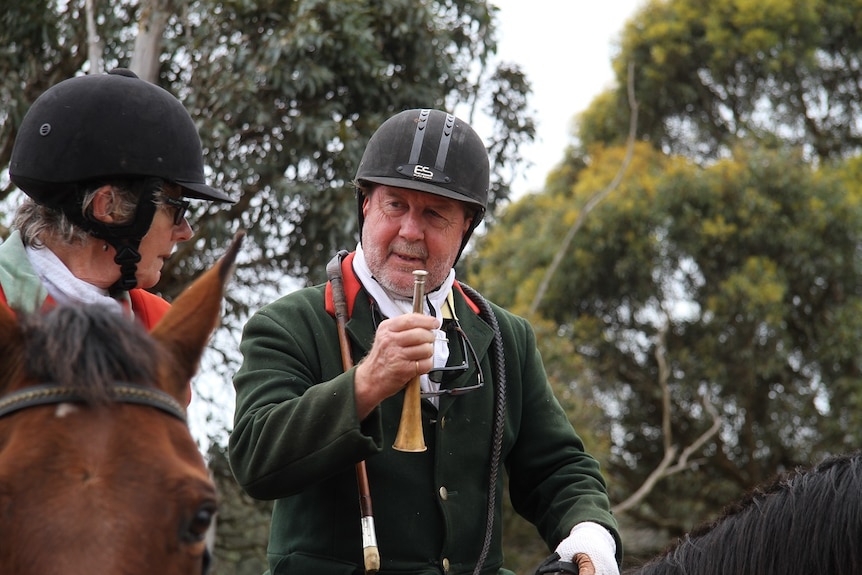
top-left (229, 264), bottom-right (621, 574)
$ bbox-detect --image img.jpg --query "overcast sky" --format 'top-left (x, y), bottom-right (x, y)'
top-left (487, 0), bottom-right (645, 198)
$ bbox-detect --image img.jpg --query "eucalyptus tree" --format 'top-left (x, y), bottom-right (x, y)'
top-left (1, 0), bottom-right (535, 303)
top-left (578, 0), bottom-right (862, 163)
top-left (467, 143), bottom-right (862, 553)
top-left (464, 0), bottom-right (862, 559)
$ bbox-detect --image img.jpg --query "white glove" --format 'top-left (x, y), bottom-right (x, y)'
top-left (553, 521), bottom-right (619, 575)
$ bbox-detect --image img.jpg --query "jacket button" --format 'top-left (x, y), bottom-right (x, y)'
top-left (442, 557), bottom-right (451, 572)
top-left (439, 486), bottom-right (448, 500)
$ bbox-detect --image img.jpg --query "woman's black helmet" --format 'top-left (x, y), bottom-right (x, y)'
top-left (9, 68), bottom-right (232, 291)
top-left (354, 109), bottom-right (489, 261)
top-left (10, 68), bottom-right (230, 204)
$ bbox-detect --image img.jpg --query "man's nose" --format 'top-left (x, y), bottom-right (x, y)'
top-left (399, 208), bottom-right (425, 240)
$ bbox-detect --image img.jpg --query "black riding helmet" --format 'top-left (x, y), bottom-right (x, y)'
top-left (354, 108), bottom-right (490, 263)
top-left (9, 68), bottom-right (233, 291)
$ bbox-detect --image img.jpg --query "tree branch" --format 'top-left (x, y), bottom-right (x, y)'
top-left (85, 0), bottom-right (104, 74)
top-left (528, 61), bottom-right (638, 316)
top-left (130, 0), bottom-right (175, 83)
top-left (612, 310), bottom-right (721, 516)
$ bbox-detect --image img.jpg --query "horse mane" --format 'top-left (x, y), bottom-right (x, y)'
top-left (18, 304), bottom-right (160, 404)
top-left (627, 450), bottom-right (862, 575)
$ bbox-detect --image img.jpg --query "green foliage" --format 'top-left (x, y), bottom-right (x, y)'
top-left (0, 0), bottom-right (533, 305)
top-left (579, 0), bottom-right (862, 162)
top-left (155, 0), bottom-right (529, 297)
top-left (0, 1), bottom-right (95, 178)
top-left (469, 143), bottom-right (862, 548)
top-left (466, 0), bottom-right (862, 562)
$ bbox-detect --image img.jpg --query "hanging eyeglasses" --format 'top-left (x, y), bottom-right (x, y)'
top-left (421, 321), bottom-right (484, 397)
top-left (370, 301), bottom-right (484, 398)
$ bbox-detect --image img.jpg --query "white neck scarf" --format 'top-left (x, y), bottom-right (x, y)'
top-left (26, 245), bottom-right (125, 315)
top-left (354, 243), bottom-right (453, 404)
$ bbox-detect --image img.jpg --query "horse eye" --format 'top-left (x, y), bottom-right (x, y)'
top-left (183, 501), bottom-right (217, 543)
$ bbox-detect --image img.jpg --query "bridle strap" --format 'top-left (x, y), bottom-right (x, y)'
top-left (0, 383), bottom-right (187, 423)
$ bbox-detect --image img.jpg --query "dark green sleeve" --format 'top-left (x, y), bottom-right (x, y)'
top-left (496, 307), bottom-right (622, 564)
top-left (228, 286), bottom-right (383, 499)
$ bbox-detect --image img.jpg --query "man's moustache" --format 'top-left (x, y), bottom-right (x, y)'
top-left (389, 243), bottom-right (427, 260)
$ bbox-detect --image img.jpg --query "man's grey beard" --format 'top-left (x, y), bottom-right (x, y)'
top-left (373, 274), bottom-right (413, 300)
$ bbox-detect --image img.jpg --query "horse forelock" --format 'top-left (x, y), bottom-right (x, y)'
top-left (18, 304), bottom-right (160, 403)
top-left (1, 297), bottom-right (218, 575)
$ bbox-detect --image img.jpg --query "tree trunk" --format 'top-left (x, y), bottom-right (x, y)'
top-left (130, 0), bottom-right (175, 82)
top-left (85, 0), bottom-right (104, 73)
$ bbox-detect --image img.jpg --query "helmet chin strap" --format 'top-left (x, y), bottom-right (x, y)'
top-left (104, 188), bottom-right (158, 293)
top-left (107, 237), bottom-right (145, 293)
top-left (61, 183), bottom-right (159, 292)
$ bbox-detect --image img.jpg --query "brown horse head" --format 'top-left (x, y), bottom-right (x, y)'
top-left (0, 231), bottom-right (244, 575)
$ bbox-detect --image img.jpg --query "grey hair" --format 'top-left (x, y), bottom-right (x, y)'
top-left (14, 180), bottom-right (177, 248)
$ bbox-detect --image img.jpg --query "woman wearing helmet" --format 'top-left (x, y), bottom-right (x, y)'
top-left (1, 68), bottom-right (232, 333)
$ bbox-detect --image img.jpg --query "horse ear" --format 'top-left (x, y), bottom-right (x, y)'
top-left (0, 303), bottom-right (25, 393)
top-left (151, 231), bottom-right (245, 404)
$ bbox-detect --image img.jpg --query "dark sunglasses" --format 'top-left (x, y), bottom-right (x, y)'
top-left (421, 321), bottom-right (484, 398)
top-left (162, 196), bottom-right (190, 226)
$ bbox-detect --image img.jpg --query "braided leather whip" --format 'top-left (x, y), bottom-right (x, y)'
top-left (459, 283), bottom-right (507, 575)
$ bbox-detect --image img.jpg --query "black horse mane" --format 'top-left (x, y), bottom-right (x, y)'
top-left (18, 304), bottom-right (159, 403)
top-left (627, 450), bottom-right (862, 575)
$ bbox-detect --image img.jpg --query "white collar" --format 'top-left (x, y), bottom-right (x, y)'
top-left (353, 242), bottom-right (453, 325)
top-left (353, 243), bottom-right (454, 405)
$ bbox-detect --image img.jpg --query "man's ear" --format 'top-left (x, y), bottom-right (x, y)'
top-left (90, 185), bottom-right (119, 224)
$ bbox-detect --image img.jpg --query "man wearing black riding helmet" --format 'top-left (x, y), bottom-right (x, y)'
top-left (1, 69), bottom-right (232, 343)
top-left (230, 109), bottom-right (621, 574)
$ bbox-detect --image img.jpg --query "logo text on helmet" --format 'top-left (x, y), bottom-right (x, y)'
top-left (413, 165), bottom-right (434, 180)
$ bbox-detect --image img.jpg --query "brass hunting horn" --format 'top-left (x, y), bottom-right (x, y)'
top-left (392, 269), bottom-right (428, 453)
